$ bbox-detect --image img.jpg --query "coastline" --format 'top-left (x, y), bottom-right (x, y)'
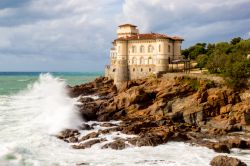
top-left (60, 74), bottom-right (250, 164)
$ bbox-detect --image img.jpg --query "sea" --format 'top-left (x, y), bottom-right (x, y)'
top-left (0, 72), bottom-right (249, 166)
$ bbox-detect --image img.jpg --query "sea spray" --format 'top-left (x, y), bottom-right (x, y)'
top-left (14, 73), bottom-right (82, 134)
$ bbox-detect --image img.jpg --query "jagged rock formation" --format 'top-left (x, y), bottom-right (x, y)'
top-left (65, 75), bottom-right (250, 155)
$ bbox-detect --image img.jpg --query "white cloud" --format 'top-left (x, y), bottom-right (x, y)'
top-left (122, 0), bottom-right (250, 46)
top-left (0, 0), bottom-right (249, 71)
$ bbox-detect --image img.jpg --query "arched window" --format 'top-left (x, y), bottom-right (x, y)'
top-left (140, 45), bottom-right (145, 53)
top-left (132, 57), bottom-right (137, 64)
top-left (148, 45), bottom-right (154, 53)
top-left (140, 57), bottom-right (144, 64)
top-left (132, 46), bottom-right (137, 53)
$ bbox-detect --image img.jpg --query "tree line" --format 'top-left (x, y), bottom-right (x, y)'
top-left (182, 37), bottom-right (250, 89)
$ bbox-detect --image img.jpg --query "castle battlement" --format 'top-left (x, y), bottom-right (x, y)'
top-left (105, 24), bottom-right (184, 88)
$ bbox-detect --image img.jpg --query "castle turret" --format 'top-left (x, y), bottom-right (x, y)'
top-left (173, 40), bottom-right (182, 60)
top-left (114, 40), bottom-right (129, 88)
top-left (117, 24), bottom-right (139, 38)
top-left (155, 39), bottom-right (169, 74)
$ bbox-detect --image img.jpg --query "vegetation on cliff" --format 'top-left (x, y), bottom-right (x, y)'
top-left (182, 37), bottom-right (250, 89)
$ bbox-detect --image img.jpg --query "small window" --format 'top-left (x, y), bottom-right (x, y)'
top-left (113, 69), bottom-right (116, 72)
top-left (159, 45), bottom-right (161, 52)
top-left (149, 68), bottom-right (151, 72)
top-left (148, 45), bottom-right (154, 53)
top-left (141, 68), bottom-right (143, 72)
top-left (133, 68), bottom-right (135, 72)
top-left (132, 46), bottom-right (137, 53)
top-left (140, 46), bottom-right (145, 53)
top-left (168, 45), bottom-right (171, 53)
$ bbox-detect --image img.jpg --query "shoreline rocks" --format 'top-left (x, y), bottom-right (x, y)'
top-left (210, 155), bottom-right (247, 166)
top-left (59, 76), bottom-right (250, 154)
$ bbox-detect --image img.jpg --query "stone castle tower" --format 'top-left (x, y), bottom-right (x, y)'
top-left (105, 24), bottom-right (184, 88)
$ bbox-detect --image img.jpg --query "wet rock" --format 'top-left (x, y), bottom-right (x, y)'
top-left (68, 136), bottom-right (78, 143)
top-left (98, 127), bottom-right (120, 135)
top-left (227, 138), bottom-right (249, 149)
top-left (169, 132), bottom-right (190, 142)
top-left (76, 163), bottom-right (89, 166)
top-left (79, 132), bottom-right (99, 142)
top-left (79, 123), bottom-right (94, 130)
top-left (128, 132), bottom-right (172, 147)
top-left (100, 123), bottom-right (118, 128)
top-left (72, 138), bottom-right (107, 149)
top-left (212, 143), bottom-right (230, 153)
top-left (210, 155), bottom-right (247, 166)
top-left (79, 101), bottom-right (98, 121)
top-left (101, 139), bottom-right (129, 150)
top-left (78, 97), bottom-right (94, 103)
top-left (56, 129), bottom-right (80, 139)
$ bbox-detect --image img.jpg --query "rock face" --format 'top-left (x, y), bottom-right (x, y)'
top-left (64, 75), bottom-right (250, 153)
top-left (210, 155), bottom-right (247, 166)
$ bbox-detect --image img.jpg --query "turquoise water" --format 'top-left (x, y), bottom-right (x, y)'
top-left (0, 72), bottom-right (102, 95)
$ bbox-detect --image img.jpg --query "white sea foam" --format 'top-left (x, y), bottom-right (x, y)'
top-left (0, 74), bottom-right (249, 166)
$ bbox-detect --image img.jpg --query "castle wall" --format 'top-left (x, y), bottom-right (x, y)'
top-left (128, 65), bottom-right (155, 80)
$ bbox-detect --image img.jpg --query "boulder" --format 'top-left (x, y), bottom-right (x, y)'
top-left (227, 138), bottom-right (249, 149)
top-left (79, 123), bottom-right (94, 130)
top-left (68, 136), bottom-right (78, 143)
top-left (129, 133), bottom-right (170, 147)
top-left (72, 138), bottom-right (107, 149)
top-left (56, 129), bottom-right (80, 139)
top-left (210, 155), bottom-right (247, 166)
top-left (212, 143), bottom-right (230, 153)
top-left (101, 139), bottom-right (129, 150)
top-left (79, 101), bottom-right (99, 121)
top-left (79, 132), bottom-right (99, 142)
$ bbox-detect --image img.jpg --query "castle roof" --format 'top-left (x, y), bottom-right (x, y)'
top-left (114, 33), bottom-right (184, 42)
top-left (118, 24), bottom-right (137, 27)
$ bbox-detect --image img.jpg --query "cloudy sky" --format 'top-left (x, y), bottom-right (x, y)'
top-left (0, 0), bottom-right (249, 72)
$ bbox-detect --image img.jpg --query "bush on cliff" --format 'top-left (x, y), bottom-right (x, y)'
top-left (224, 60), bottom-right (250, 89)
top-left (184, 38), bottom-right (250, 89)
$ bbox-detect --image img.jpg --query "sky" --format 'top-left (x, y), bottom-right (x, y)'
top-left (0, 0), bottom-right (250, 72)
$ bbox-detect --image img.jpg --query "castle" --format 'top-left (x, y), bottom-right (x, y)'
top-left (105, 24), bottom-right (184, 87)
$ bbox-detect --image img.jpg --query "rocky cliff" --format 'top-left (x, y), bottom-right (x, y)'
top-left (63, 75), bottom-right (250, 154)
